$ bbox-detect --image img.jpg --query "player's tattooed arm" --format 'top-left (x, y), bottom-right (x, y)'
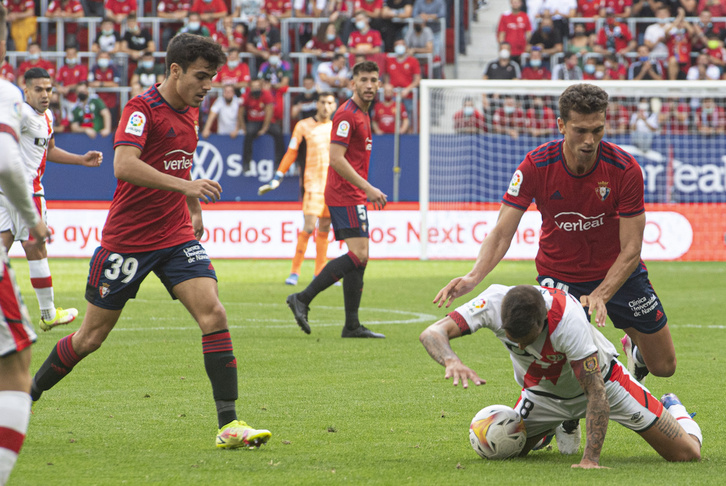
top-left (573, 353), bottom-right (609, 467)
top-left (420, 318), bottom-right (485, 388)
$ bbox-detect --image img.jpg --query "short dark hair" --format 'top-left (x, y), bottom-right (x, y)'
top-left (501, 286), bottom-right (547, 339)
top-left (558, 83), bottom-right (609, 123)
top-left (352, 60), bottom-right (379, 77)
top-left (318, 91), bottom-right (335, 100)
top-left (166, 33), bottom-right (226, 76)
top-left (24, 67), bottom-right (51, 82)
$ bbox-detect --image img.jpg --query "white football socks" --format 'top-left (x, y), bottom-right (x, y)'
top-left (28, 259), bottom-right (55, 321)
top-left (0, 391), bottom-right (32, 486)
top-left (665, 401), bottom-right (703, 446)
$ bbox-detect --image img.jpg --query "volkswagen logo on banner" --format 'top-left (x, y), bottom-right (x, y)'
top-left (192, 140), bottom-right (225, 181)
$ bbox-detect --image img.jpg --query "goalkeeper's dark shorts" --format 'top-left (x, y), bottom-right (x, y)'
top-left (85, 240), bottom-right (217, 310)
top-left (537, 268), bottom-right (667, 334)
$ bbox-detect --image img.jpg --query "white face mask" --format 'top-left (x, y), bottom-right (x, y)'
top-left (394, 44), bottom-right (406, 56)
top-left (638, 102), bottom-right (650, 112)
top-left (228, 60), bottom-right (239, 69)
top-left (327, 33), bottom-right (336, 41)
top-left (503, 105), bottom-right (515, 114)
top-left (98, 58), bottom-right (110, 69)
top-left (499, 49), bottom-right (511, 60)
top-left (530, 59), bottom-right (541, 68)
top-left (355, 20), bottom-right (366, 31)
top-left (463, 106), bottom-right (474, 116)
top-left (269, 55), bottom-right (280, 66)
top-left (188, 21), bottom-right (201, 30)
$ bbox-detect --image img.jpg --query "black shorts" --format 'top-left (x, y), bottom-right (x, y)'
top-left (537, 267), bottom-right (667, 334)
top-left (85, 240), bottom-right (217, 310)
top-left (329, 205), bottom-right (369, 240)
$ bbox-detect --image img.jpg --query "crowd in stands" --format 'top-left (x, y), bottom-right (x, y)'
top-left (1, 0), bottom-right (448, 136)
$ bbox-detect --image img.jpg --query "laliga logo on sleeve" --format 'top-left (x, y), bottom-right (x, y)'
top-left (507, 170), bottom-right (523, 196)
top-left (336, 120), bottom-right (350, 137)
top-left (125, 111), bottom-right (146, 136)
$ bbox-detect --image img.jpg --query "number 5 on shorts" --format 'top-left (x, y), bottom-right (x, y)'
top-left (356, 205), bottom-right (367, 221)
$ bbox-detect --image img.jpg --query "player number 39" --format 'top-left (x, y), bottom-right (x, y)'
top-left (104, 254), bottom-right (139, 283)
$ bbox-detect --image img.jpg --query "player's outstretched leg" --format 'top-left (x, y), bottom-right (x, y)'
top-left (638, 392), bottom-right (701, 462)
top-left (286, 293), bottom-right (310, 334)
top-left (0, 390), bottom-right (31, 485)
top-left (340, 265), bottom-right (384, 338)
top-left (27, 259), bottom-right (78, 332)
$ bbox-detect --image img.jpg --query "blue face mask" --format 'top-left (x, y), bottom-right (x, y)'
top-left (542, 26), bottom-right (552, 33)
top-left (530, 59), bottom-right (541, 68)
top-left (639, 56), bottom-right (649, 62)
top-left (98, 58), bottom-right (110, 69)
top-left (584, 64), bottom-right (596, 74)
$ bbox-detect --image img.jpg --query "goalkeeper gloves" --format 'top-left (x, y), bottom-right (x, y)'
top-left (257, 171), bottom-right (284, 195)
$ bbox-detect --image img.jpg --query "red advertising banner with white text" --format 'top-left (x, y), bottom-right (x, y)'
top-left (17, 202), bottom-right (725, 261)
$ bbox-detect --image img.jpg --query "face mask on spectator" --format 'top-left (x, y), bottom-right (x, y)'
top-left (355, 20), bottom-right (366, 31)
top-left (595, 70), bottom-right (604, 79)
top-left (541, 26), bottom-right (552, 33)
top-left (394, 44), bottom-right (406, 56)
top-left (638, 102), bottom-right (649, 112)
top-left (463, 106), bottom-right (474, 116)
top-left (98, 58), bottom-right (110, 69)
top-left (102, 29), bottom-right (114, 35)
top-left (414, 24), bottom-right (423, 33)
top-left (188, 22), bottom-right (201, 30)
top-left (639, 56), bottom-right (649, 62)
top-left (141, 60), bottom-right (154, 69)
top-left (584, 64), bottom-right (596, 74)
top-left (29, 53), bottom-right (40, 61)
top-left (703, 106), bottom-right (714, 114)
top-left (499, 49), bottom-right (510, 60)
top-left (228, 60), bottom-right (239, 68)
top-left (66, 57), bottom-right (78, 65)
top-left (78, 93), bottom-right (89, 102)
top-left (503, 105), bottom-right (515, 114)
top-left (530, 59), bottom-right (541, 68)
top-left (269, 55), bottom-right (280, 65)
top-left (327, 33), bottom-right (336, 41)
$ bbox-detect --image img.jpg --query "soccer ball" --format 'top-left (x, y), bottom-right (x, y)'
top-left (469, 405), bottom-right (526, 460)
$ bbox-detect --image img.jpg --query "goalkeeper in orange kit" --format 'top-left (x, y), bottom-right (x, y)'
top-left (258, 92), bottom-right (338, 285)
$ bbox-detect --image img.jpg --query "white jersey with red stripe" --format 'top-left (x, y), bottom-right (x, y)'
top-left (451, 284), bottom-right (618, 399)
top-left (0, 79), bottom-right (23, 142)
top-left (18, 102), bottom-right (54, 197)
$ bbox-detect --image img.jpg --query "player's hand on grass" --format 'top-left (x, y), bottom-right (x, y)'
top-left (433, 275), bottom-right (478, 308)
top-left (186, 179), bottom-right (222, 203)
top-left (580, 294), bottom-right (608, 327)
top-left (366, 185), bottom-right (387, 210)
top-left (82, 150), bottom-right (103, 167)
top-left (572, 459), bottom-right (610, 469)
top-left (444, 359), bottom-right (485, 389)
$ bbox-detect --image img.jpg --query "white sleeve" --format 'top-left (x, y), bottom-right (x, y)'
top-left (0, 133), bottom-right (39, 227)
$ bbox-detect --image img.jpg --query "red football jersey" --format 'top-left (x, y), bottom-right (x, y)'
top-left (597, 22), bottom-right (633, 52)
top-left (502, 139), bottom-right (644, 282)
top-left (157, 0), bottom-right (191, 13)
top-left (497, 11), bottom-right (531, 57)
top-left (577, 0), bottom-right (601, 31)
top-left (348, 30), bottom-right (383, 50)
top-left (106, 85), bottom-right (199, 252)
top-left (326, 99), bottom-right (372, 206)
top-left (353, 0), bottom-right (383, 13)
top-left (214, 63), bottom-right (250, 85)
top-left (57, 63), bottom-right (88, 103)
top-left (17, 59), bottom-right (56, 81)
top-left (373, 100), bottom-right (408, 134)
top-left (263, 0), bottom-right (292, 16)
top-left (6, 0), bottom-right (33, 13)
top-left (242, 90), bottom-right (274, 122)
top-left (105, 0), bottom-right (137, 15)
top-left (385, 55), bottom-right (420, 93)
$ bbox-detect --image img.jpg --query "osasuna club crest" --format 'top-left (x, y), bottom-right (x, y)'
top-left (596, 181), bottom-right (611, 201)
top-left (99, 283), bottom-right (110, 298)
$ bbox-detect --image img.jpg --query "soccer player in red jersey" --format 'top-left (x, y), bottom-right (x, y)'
top-left (435, 84), bottom-right (676, 389)
top-left (28, 34), bottom-right (271, 450)
top-left (287, 61), bottom-right (388, 339)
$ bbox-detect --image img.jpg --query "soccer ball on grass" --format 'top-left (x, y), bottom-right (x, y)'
top-left (469, 404), bottom-right (526, 460)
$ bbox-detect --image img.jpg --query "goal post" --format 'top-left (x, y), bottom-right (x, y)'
top-left (418, 80), bottom-right (726, 261)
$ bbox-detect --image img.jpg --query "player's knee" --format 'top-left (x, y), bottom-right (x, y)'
top-left (649, 356), bottom-right (676, 378)
top-left (199, 301), bottom-right (227, 331)
top-left (666, 442), bottom-right (701, 462)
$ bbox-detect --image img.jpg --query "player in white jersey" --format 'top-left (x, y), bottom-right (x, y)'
top-left (420, 284), bottom-right (702, 469)
top-left (0, 67), bottom-right (102, 332)
top-left (0, 6), bottom-right (52, 485)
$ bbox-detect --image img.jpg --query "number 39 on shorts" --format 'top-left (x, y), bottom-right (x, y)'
top-left (104, 254), bottom-right (139, 283)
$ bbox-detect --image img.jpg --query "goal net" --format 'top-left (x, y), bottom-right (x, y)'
top-left (418, 80), bottom-right (726, 261)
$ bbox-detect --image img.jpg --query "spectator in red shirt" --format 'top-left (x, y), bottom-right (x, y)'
top-left (603, 52), bottom-right (628, 79)
top-left (695, 97), bottom-right (726, 135)
top-left (386, 38), bottom-right (421, 118)
top-left (0, 58), bottom-right (16, 83)
top-left (658, 98), bottom-right (690, 135)
top-left (6, 0), bottom-right (36, 52)
top-left (497, 0), bottom-right (531, 65)
top-left (595, 8), bottom-right (636, 56)
top-left (697, 0), bottom-right (724, 16)
top-left (303, 22), bottom-right (347, 61)
top-left (665, 7), bottom-right (696, 80)
top-left (16, 42), bottom-right (56, 86)
top-left (520, 47), bottom-right (552, 79)
top-left (88, 51), bottom-right (121, 123)
top-left (348, 11), bottom-right (384, 55)
top-left (157, 0), bottom-right (192, 49)
top-left (599, 0), bottom-right (632, 17)
top-left (56, 45), bottom-right (88, 108)
top-left (47, 0), bottom-right (83, 43)
top-left (212, 47), bottom-right (251, 88)
top-left (372, 83), bottom-right (410, 134)
top-left (190, 0), bottom-right (228, 35)
top-left (262, 0), bottom-right (292, 26)
top-left (582, 56), bottom-right (599, 79)
top-left (213, 15), bottom-right (247, 51)
top-left (104, 0), bottom-right (137, 25)
top-left (453, 97), bottom-right (486, 134)
top-left (239, 78), bottom-right (284, 176)
top-left (577, 0), bottom-right (602, 33)
top-left (492, 95), bottom-right (525, 139)
top-left (525, 95), bottom-right (557, 137)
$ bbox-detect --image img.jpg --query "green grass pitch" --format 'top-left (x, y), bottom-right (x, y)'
top-left (10, 258), bottom-right (726, 485)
